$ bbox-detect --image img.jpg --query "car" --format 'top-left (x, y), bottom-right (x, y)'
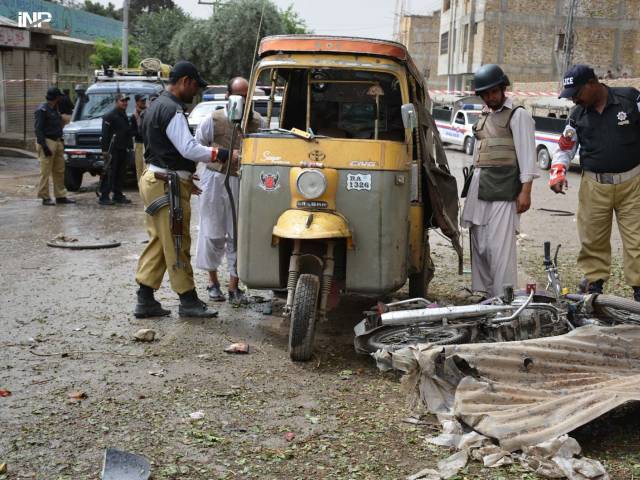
top-left (62, 70), bottom-right (165, 191)
top-left (187, 100), bottom-right (226, 134)
top-left (432, 96), bottom-right (483, 155)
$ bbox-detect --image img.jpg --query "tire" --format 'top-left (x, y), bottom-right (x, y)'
top-left (64, 167), bottom-right (84, 191)
top-left (463, 137), bottom-right (475, 156)
top-left (365, 325), bottom-right (469, 353)
top-left (537, 147), bottom-right (551, 170)
top-left (288, 274), bottom-right (320, 362)
top-left (594, 295), bottom-right (640, 315)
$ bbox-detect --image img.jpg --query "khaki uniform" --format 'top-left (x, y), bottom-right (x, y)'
top-left (135, 169), bottom-right (195, 294)
top-left (577, 173), bottom-right (640, 286)
top-left (36, 138), bottom-right (67, 199)
top-left (134, 142), bottom-right (145, 183)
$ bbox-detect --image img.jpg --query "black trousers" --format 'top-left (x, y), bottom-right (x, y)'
top-left (100, 148), bottom-right (128, 198)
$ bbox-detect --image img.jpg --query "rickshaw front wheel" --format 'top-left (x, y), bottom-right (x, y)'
top-left (289, 274), bottom-right (320, 362)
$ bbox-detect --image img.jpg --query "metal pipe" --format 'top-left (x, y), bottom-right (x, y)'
top-left (491, 291), bottom-right (534, 322)
top-left (380, 303), bottom-right (520, 327)
top-left (318, 241), bottom-right (335, 321)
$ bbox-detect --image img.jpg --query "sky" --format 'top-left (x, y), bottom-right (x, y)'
top-left (96, 0), bottom-right (441, 40)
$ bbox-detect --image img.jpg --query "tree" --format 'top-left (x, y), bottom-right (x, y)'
top-left (280, 4), bottom-right (310, 34)
top-left (133, 7), bottom-right (190, 64)
top-left (89, 39), bottom-right (141, 68)
top-left (82, 0), bottom-right (123, 20)
top-left (171, 0), bottom-right (296, 83)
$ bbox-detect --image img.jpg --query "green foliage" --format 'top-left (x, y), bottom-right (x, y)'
top-left (280, 4), bottom-right (310, 34)
top-left (89, 39), bottom-right (141, 68)
top-left (170, 0), bottom-right (307, 83)
top-left (82, 0), bottom-right (122, 20)
top-left (133, 7), bottom-right (190, 64)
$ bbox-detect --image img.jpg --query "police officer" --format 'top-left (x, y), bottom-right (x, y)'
top-left (550, 64), bottom-right (640, 302)
top-left (131, 94), bottom-right (147, 183)
top-left (34, 87), bottom-right (75, 206)
top-left (134, 61), bottom-right (229, 319)
top-left (100, 93), bottom-right (133, 205)
top-left (462, 64), bottom-right (537, 298)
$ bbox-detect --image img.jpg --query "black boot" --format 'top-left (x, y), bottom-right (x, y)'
top-left (134, 284), bottom-right (170, 318)
top-left (587, 279), bottom-right (605, 294)
top-left (634, 287), bottom-right (640, 302)
top-left (178, 289), bottom-right (218, 318)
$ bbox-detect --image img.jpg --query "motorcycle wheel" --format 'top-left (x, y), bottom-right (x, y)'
top-left (288, 274), bottom-right (320, 362)
top-left (365, 325), bottom-right (469, 353)
top-left (594, 295), bottom-right (640, 324)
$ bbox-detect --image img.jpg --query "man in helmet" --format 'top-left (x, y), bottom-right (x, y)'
top-left (461, 64), bottom-right (538, 298)
top-left (550, 65), bottom-right (640, 302)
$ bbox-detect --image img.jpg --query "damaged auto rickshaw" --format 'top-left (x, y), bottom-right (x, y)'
top-left (237, 35), bottom-right (462, 361)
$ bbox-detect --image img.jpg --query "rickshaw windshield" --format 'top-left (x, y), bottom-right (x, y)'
top-left (250, 68), bottom-right (405, 141)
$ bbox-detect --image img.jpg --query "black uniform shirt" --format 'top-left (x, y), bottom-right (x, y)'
top-left (34, 102), bottom-right (63, 147)
top-left (570, 86), bottom-right (640, 173)
top-left (101, 107), bottom-right (133, 152)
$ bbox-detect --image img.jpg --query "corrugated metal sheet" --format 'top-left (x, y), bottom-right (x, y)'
top-left (378, 325), bottom-right (640, 450)
top-left (375, 325), bottom-right (640, 478)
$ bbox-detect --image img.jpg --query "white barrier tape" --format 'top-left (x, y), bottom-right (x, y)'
top-left (429, 89), bottom-right (559, 97)
top-left (0, 79), bottom-right (50, 83)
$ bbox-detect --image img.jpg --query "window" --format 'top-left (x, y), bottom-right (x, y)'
top-left (455, 113), bottom-right (465, 125)
top-left (556, 33), bottom-right (566, 51)
top-left (443, 0), bottom-right (451, 11)
top-left (473, 22), bottom-right (478, 35)
top-left (440, 32), bottom-right (449, 55)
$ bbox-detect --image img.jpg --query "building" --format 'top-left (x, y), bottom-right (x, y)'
top-left (398, 13), bottom-right (448, 88)
top-left (405, 0), bottom-right (640, 91)
top-left (0, 0), bottom-right (123, 148)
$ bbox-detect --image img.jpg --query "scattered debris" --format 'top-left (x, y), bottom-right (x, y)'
top-left (224, 343), bottom-right (249, 354)
top-left (73, 325), bottom-right (87, 332)
top-left (0, 389), bottom-right (11, 397)
top-left (537, 207), bottom-right (575, 216)
top-left (148, 368), bottom-right (167, 377)
top-left (376, 325), bottom-right (640, 479)
top-left (189, 411), bottom-right (205, 420)
top-left (338, 369), bottom-right (353, 379)
top-left (0, 463), bottom-right (6, 474)
top-left (284, 432), bottom-right (296, 442)
top-left (68, 391), bottom-right (87, 402)
top-left (133, 329), bottom-right (156, 342)
top-left (101, 448), bottom-right (150, 480)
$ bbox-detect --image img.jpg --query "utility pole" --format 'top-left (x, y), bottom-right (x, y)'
top-left (560, 0), bottom-right (578, 85)
top-left (198, 0), bottom-right (229, 16)
top-left (122, 0), bottom-right (130, 68)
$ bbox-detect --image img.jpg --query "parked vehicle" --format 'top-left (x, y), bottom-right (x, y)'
top-left (238, 35), bottom-right (462, 361)
top-left (62, 66), bottom-right (165, 191)
top-left (531, 99), bottom-right (579, 170)
top-left (187, 100), bottom-right (226, 134)
top-left (433, 96), bottom-right (483, 155)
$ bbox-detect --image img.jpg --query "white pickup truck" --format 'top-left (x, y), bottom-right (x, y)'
top-left (433, 102), bottom-right (483, 155)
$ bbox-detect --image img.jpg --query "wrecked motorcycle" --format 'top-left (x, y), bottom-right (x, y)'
top-left (354, 241), bottom-right (640, 354)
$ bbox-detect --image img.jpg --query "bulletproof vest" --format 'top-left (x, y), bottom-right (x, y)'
top-left (142, 91), bottom-right (195, 173)
top-left (571, 87), bottom-right (640, 174)
top-left (472, 105), bottom-right (522, 201)
top-left (208, 108), bottom-right (263, 175)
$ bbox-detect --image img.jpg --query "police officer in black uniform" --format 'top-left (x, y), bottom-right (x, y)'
top-left (100, 93), bottom-right (133, 205)
top-left (34, 87), bottom-right (75, 205)
top-left (550, 65), bottom-right (640, 301)
top-left (134, 61), bottom-right (230, 319)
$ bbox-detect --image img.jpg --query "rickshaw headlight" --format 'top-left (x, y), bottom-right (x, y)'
top-left (296, 169), bottom-right (327, 199)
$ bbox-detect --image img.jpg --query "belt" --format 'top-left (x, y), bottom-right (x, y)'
top-left (584, 163), bottom-right (640, 184)
top-left (46, 136), bottom-right (62, 142)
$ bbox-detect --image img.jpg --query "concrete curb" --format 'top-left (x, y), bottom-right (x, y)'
top-left (0, 147), bottom-right (37, 159)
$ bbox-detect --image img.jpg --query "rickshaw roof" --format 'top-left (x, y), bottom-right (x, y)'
top-left (259, 35), bottom-right (421, 79)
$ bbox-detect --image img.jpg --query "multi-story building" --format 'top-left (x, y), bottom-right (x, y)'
top-left (419, 0), bottom-right (640, 91)
top-left (398, 13), bottom-right (448, 88)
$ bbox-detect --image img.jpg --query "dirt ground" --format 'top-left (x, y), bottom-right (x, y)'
top-left (1, 150), bottom-right (638, 480)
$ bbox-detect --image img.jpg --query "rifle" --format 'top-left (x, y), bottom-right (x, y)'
top-left (166, 170), bottom-right (184, 270)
